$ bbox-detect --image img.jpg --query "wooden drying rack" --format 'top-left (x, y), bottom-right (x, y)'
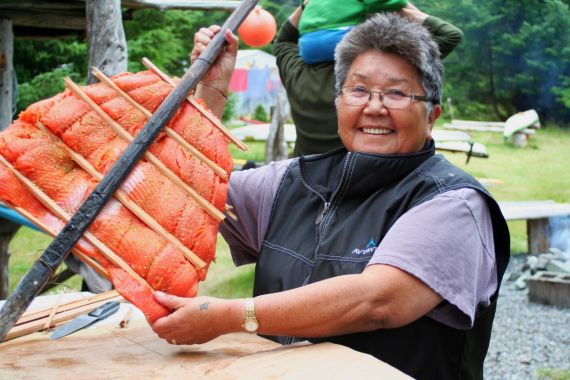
top-left (0, 58), bottom-right (247, 291)
top-left (3, 290), bottom-right (123, 341)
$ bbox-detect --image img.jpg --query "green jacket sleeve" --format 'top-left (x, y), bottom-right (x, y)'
top-left (273, 21), bottom-right (343, 156)
top-left (423, 16), bottom-right (464, 59)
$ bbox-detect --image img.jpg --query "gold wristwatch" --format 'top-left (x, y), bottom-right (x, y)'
top-left (243, 298), bottom-right (259, 333)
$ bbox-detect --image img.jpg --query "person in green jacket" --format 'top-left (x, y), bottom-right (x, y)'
top-left (275, 1), bottom-right (463, 156)
top-left (299, 0), bottom-right (408, 64)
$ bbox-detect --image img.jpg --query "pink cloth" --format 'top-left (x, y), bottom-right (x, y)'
top-left (229, 69), bottom-right (248, 92)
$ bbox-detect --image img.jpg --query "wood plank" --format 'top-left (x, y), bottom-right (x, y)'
top-left (0, 319), bottom-right (411, 379)
top-left (0, 1), bottom-right (85, 11)
top-left (122, 0), bottom-right (240, 11)
top-left (452, 119), bottom-right (506, 127)
top-left (2, 10), bottom-right (86, 30)
top-left (499, 201), bottom-right (570, 221)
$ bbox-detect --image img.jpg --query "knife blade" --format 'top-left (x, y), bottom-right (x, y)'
top-left (50, 301), bottom-right (121, 340)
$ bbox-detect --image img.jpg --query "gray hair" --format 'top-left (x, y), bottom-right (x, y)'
top-left (334, 13), bottom-right (443, 113)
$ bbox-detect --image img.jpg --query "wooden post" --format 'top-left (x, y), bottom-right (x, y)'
top-left (86, 0), bottom-right (127, 84)
top-left (265, 91), bottom-right (289, 163)
top-left (527, 218), bottom-right (549, 255)
top-left (0, 17), bottom-right (14, 131)
top-left (512, 132), bottom-right (528, 148)
top-left (0, 219), bottom-right (20, 299)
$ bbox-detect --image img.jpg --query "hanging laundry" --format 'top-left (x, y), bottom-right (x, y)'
top-left (229, 69), bottom-right (248, 92)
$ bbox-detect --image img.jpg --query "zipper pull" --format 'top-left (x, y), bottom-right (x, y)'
top-left (315, 202), bottom-right (330, 225)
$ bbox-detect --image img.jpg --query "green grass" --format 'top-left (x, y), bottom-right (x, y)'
top-left (6, 124), bottom-right (570, 297)
top-left (8, 227), bottom-right (82, 293)
top-left (436, 125), bottom-right (570, 254)
top-left (537, 368), bottom-right (570, 380)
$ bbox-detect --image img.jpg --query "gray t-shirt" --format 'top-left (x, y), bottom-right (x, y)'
top-left (220, 159), bottom-right (497, 330)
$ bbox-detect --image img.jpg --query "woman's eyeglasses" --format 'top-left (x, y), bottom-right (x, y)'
top-left (339, 87), bottom-right (434, 109)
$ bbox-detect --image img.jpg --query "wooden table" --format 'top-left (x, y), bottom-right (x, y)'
top-left (499, 200), bottom-right (570, 254)
top-left (0, 295), bottom-right (411, 379)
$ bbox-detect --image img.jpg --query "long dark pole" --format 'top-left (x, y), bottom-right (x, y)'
top-left (0, 0), bottom-right (259, 341)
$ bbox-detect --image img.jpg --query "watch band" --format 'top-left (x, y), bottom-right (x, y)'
top-left (243, 298), bottom-right (259, 333)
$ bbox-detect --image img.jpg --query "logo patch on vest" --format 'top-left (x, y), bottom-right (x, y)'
top-left (351, 238), bottom-right (377, 255)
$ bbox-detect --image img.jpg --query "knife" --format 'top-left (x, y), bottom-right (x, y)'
top-left (50, 301), bottom-right (121, 340)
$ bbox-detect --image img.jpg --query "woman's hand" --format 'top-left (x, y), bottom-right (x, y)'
top-left (192, 25), bottom-right (238, 92)
top-left (191, 25), bottom-right (239, 117)
top-left (150, 292), bottom-right (243, 345)
top-left (399, 2), bottom-right (429, 24)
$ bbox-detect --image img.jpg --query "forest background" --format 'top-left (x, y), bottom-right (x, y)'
top-left (12, 0), bottom-right (570, 127)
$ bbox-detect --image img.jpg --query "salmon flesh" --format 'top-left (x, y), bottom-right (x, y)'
top-left (0, 70), bottom-right (233, 322)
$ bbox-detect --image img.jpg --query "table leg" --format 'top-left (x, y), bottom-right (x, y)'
top-left (527, 218), bottom-right (549, 255)
top-left (0, 220), bottom-right (21, 299)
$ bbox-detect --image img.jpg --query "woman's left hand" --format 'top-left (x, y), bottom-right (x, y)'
top-left (150, 292), bottom-right (241, 345)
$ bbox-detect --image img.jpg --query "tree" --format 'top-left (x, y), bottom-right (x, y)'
top-left (416, 0), bottom-right (570, 124)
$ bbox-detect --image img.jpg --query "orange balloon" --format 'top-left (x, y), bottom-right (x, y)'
top-left (238, 6), bottom-right (277, 48)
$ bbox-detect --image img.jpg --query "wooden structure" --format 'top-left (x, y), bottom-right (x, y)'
top-left (499, 201), bottom-right (570, 255)
top-left (0, 0), bottom-right (240, 300)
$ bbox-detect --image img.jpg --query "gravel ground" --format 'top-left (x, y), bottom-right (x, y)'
top-left (484, 255), bottom-right (570, 379)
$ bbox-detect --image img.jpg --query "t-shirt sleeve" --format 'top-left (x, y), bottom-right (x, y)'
top-left (219, 159), bottom-right (293, 266)
top-left (367, 188), bottom-right (497, 329)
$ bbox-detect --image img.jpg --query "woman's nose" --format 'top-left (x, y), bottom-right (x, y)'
top-left (364, 94), bottom-right (388, 114)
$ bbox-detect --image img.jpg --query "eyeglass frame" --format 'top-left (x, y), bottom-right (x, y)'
top-left (338, 86), bottom-right (438, 109)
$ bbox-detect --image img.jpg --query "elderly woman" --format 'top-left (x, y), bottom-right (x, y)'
top-left (151, 14), bottom-right (510, 379)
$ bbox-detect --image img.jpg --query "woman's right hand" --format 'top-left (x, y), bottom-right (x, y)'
top-left (191, 25), bottom-right (238, 117)
top-left (191, 25), bottom-right (239, 90)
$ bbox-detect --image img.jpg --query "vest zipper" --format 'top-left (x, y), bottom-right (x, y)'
top-left (315, 152), bottom-right (352, 235)
top-left (315, 202), bottom-right (330, 225)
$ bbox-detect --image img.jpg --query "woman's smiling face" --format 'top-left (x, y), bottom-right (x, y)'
top-left (336, 50), bottom-right (441, 155)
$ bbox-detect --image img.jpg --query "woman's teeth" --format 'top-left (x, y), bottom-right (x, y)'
top-left (362, 128), bottom-right (393, 135)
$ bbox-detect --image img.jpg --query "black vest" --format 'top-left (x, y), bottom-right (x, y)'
top-left (254, 142), bottom-right (510, 380)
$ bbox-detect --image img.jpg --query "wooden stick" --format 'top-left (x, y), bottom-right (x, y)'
top-left (43, 289), bottom-right (64, 330)
top-left (16, 290), bottom-right (120, 326)
top-left (64, 78), bottom-right (225, 222)
top-left (4, 295), bottom-right (124, 341)
top-left (91, 68), bottom-right (228, 180)
top-left (0, 155), bottom-right (151, 290)
top-left (0, 0), bottom-right (258, 341)
top-left (142, 57), bottom-right (248, 151)
top-left (119, 306), bottom-right (133, 328)
top-left (35, 123), bottom-right (206, 270)
top-left (12, 205), bottom-right (110, 280)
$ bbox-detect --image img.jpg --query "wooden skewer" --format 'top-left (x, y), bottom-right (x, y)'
top-left (64, 78), bottom-right (225, 222)
top-left (0, 154), bottom-right (152, 291)
top-left (4, 295), bottom-right (123, 341)
top-left (226, 208), bottom-right (238, 221)
top-left (12, 205), bottom-right (109, 280)
top-left (92, 68), bottom-right (228, 180)
top-left (43, 289), bottom-right (64, 330)
top-left (36, 123), bottom-right (206, 270)
top-left (119, 306), bottom-right (133, 328)
top-left (15, 290), bottom-right (120, 326)
top-left (141, 57), bottom-right (248, 151)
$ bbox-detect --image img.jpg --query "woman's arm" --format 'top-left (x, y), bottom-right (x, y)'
top-left (191, 25), bottom-right (239, 118)
top-left (151, 264), bottom-right (442, 344)
top-left (400, 2), bottom-right (463, 58)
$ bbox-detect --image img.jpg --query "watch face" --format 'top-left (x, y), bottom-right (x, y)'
top-left (245, 319), bottom-right (259, 332)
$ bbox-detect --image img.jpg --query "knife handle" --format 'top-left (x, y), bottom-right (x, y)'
top-left (88, 301), bottom-right (121, 319)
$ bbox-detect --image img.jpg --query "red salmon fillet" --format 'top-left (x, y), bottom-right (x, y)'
top-left (0, 70), bottom-right (233, 322)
